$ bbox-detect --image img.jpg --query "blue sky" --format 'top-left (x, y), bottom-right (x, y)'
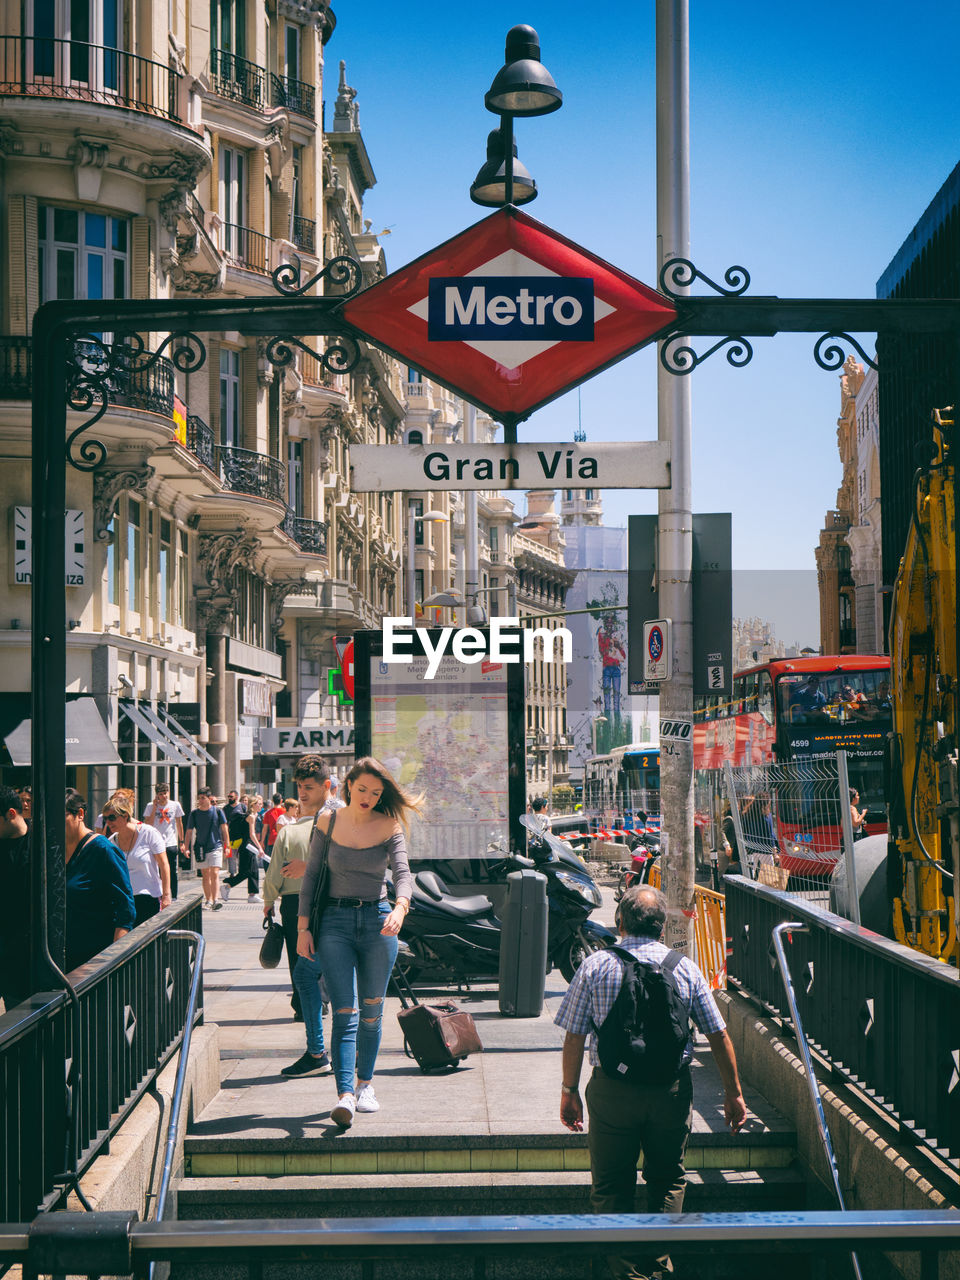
top-left (328, 2), bottom-right (960, 646)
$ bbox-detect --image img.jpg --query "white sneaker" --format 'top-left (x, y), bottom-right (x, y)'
top-left (220, 885), bottom-right (231, 903)
top-left (248, 893), bottom-right (263, 903)
top-left (355, 1084), bottom-right (380, 1113)
top-left (331, 1093), bottom-right (356, 1128)
top-left (202, 900), bottom-right (212, 910)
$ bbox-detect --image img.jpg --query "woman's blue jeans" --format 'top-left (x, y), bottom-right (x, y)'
top-left (315, 901), bottom-right (398, 1095)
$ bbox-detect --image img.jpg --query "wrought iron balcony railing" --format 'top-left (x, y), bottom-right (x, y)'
top-left (217, 444), bottom-right (286, 505)
top-left (271, 71), bottom-right (315, 119)
top-left (0, 336), bottom-right (31, 398)
top-left (282, 509), bottom-right (328, 555)
top-left (0, 35), bottom-right (180, 119)
top-left (1, 336), bottom-right (174, 417)
top-left (186, 414), bottom-right (215, 470)
top-left (291, 214), bottom-right (316, 254)
top-left (222, 223), bottom-right (270, 273)
top-left (209, 48), bottom-right (265, 110)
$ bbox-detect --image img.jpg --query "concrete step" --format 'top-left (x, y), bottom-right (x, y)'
top-left (176, 1164), bottom-right (807, 1218)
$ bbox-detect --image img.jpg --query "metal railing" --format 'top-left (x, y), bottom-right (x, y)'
top-left (0, 895), bottom-right (203, 1221)
top-left (185, 414), bottom-right (215, 470)
top-left (2, 1210), bottom-right (958, 1278)
top-left (0, 335), bottom-right (31, 397)
top-left (282, 509), bottom-right (328, 555)
top-left (0, 35), bottom-right (180, 119)
top-left (222, 222), bottom-right (270, 273)
top-left (291, 213), bottom-right (316, 254)
top-left (217, 444), bottom-right (286, 505)
top-left (271, 70), bottom-right (315, 118)
top-left (726, 876), bottom-right (960, 1167)
top-left (209, 47), bottom-right (265, 110)
top-left (187, 190), bottom-right (205, 229)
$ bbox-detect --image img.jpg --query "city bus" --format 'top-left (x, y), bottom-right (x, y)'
top-left (583, 743), bottom-right (660, 833)
top-left (693, 655), bottom-right (890, 875)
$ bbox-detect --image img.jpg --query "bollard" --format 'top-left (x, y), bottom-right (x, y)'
top-left (498, 869), bottom-right (548, 1017)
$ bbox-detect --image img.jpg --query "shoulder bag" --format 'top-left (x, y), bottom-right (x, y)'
top-left (307, 808), bottom-right (336, 939)
top-left (259, 913), bottom-right (285, 968)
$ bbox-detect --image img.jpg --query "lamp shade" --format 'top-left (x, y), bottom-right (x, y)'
top-left (470, 128), bottom-right (537, 207)
top-left (484, 25), bottom-right (562, 117)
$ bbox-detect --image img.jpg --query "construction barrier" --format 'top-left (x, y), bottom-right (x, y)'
top-left (643, 862), bottom-right (726, 990)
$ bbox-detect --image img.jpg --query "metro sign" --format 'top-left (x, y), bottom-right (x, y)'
top-left (341, 206), bottom-right (678, 422)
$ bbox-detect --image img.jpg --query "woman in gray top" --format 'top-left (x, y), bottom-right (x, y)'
top-left (297, 756), bottom-right (420, 1128)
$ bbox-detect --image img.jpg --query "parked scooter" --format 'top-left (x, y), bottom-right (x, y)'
top-left (393, 818), bottom-right (615, 985)
top-left (614, 839), bottom-right (661, 903)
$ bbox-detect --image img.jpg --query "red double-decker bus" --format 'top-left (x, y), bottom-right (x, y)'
top-left (693, 655), bottom-right (890, 876)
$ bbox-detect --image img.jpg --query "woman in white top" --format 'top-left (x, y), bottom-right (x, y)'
top-left (103, 788), bottom-right (171, 925)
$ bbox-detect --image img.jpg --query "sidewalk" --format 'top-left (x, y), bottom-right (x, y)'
top-left (191, 888), bottom-right (789, 1146)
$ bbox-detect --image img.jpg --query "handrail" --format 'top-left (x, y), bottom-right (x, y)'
top-left (149, 928), bottom-right (205, 1279)
top-left (771, 921), bottom-right (862, 1280)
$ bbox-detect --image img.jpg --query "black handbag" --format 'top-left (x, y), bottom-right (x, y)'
top-left (307, 808), bottom-right (335, 939)
top-left (259, 914), bottom-right (284, 969)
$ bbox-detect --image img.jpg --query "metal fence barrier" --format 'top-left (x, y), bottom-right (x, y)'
top-left (724, 752), bottom-right (860, 919)
top-left (726, 876), bottom-right (960, 1169)
top-left (0, 895), bottom-right (203, 1221)
top-left (1, 1210), bottom-right (958, 1279)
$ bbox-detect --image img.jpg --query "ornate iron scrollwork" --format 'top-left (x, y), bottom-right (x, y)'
top-left (64, 331), bottom-right (207, 471)
top-left (813, 332), bottom-right (878, 372)
top-left (659, 257), bottom-right (751, 299)
top-left (264, 332), bottom-right (361, 377)
top-left (659, 334), bottom-right (754, 375)
top-left (271, 253), bottom-right (363, 298)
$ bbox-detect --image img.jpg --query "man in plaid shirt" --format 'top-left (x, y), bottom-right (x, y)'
top-left (555, 886), bottom-right (746, 1279)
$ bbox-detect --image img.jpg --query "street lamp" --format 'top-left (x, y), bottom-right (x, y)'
top-left (423, 583), bottom-right (517, 626)
top-left (472, 25), bottom-right (562, 210)
top-left (407, 503), bottom-right (447, 620)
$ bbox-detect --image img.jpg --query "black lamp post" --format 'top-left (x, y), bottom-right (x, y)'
top-left (472, 24), bottom-right (562, 209)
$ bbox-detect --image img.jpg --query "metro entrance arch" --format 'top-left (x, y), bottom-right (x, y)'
top-left (29, 220), bottom-right (960, 989)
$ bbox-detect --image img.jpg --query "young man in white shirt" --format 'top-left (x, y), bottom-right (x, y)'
top-left (143, 782), bottom-right (185, 899)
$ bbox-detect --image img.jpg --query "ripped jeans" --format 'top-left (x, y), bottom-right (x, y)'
top-left (315, 900), bottom-right (398, 1095)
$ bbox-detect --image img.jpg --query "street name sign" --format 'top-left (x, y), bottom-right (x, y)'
top-left (349, 441), bottom-right (670, 491)
top-left (341, 206), bottom-right (678, 423)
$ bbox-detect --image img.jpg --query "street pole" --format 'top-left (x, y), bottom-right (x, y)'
top-left (406, 500), bottom-right (417, 620)
top-left (656, 0), bottom-right (696, 952)
top-left (465, 402), bottom-right (479, 611)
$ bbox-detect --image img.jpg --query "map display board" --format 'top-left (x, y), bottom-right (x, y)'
top-left (354, 629), bottom-right (526, 861)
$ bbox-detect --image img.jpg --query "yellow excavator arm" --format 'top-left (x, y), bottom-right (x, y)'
top-left (888, 408), bottom-right (959, 965)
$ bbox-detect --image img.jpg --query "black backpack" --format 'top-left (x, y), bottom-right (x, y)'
top-left (596, 945), bottom-right (690, 1087)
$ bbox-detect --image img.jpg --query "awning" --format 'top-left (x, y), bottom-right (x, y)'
top-left (153, 705), bottom-right (216, 766)
top-left (4, 697), bottom-right (122, 767)
top-left (118, 701), bottom-right (194, 766)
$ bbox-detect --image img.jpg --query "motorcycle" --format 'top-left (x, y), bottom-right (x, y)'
top-left (614, 834), bottom-right (661, 903)
top-left (393, 817), bottom-right (615, 986)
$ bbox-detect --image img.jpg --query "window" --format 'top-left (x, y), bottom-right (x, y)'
top-left (31, 0), bottom-right (122, 88)
top-left (38, 205), bottom-right (129, 304)
top-left (287, 440), bottom-right (303, 513)
top-left (235, 568), bottom-right (267, 648)
top-left (411, 498), bottom-right (424, 545)
top-left (127, 499), bottom-right (142, 614)
top-left (177, 530), bottom-right (189, 625)
top-left (490, 525), bottom-right (499, 554)
top-left (210, 0), bottom-right (245, 56)
top-left (105, 512), bottom-right (119, 605)
top-left (585, 489), bottom-right (595, 500)
top-left (284, 23), bottom-right (300, 82)
top-left (219, 145), bottom-right (247, 254)
top-left (219, 349), bottom-right (241, 447)
top-left (408, 367), bottom-right (422, 383)
top-left (159, 517), bottom-right (172, 624)
top-left (415, 569), bottom-right (424, 605)
top-left (291, 144), bottom-right (302, 219)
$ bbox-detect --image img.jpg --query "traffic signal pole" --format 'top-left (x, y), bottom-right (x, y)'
top-left (656, 0), bottom-right (697, 951)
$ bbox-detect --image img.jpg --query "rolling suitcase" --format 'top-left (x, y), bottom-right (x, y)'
top-left (390, 966), bottom-right (483, 1073)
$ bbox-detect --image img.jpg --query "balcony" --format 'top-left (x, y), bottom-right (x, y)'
top-left (0, 35), bottom-right (180, 120)
top-left (0, 337), bottom-right (31, 398)
top-left (222, 223), bottom-right (270, 273)
top-left (217, 444), bottom-right (285, 506)
top-left (186, 414), bottom-right (215, 470)
top-left (0, 336), bottom-right (174, 416)
top-left (291, 214), bottom-right (316, 255)
top-left (271, 72), bottom-right (315, 120)
top-left (282, 510), bottom-right (328, 555)
top-left (209, 49), bottom-right (265, 111)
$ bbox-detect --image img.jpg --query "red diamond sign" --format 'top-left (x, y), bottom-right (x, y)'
top-left (341, 206), bottom-right (677, 423)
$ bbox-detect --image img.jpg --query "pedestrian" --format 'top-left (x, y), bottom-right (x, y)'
top-left (261, 792), bottom-right (286, 861)
top-left (555, 886), bottom-right (746, 1280)
top-left (143, 782), bottom-right (185, 900)
top-left (0, 785), bottom-right (31, 1010)
top-left (64, 788), bottom-right (135, 971)
top-left (277, 797), bottom-right (300, 832)
top-left (102, 789), bottom-right (171, 924)
top-left (720, 803), bottom-right (742, 876)
top-left (849, 787), bottom-right (868, 839)
top-left (296, 756), bottom-right (421, 1128)
top-left (221, 793), bottom-right (265, 902)
top-left (18, 785), bottom-right (32, 822)
top-left (264, 752), bottom-right (341, 1038)
top-left (185, 787), bottom-right (229, 910)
